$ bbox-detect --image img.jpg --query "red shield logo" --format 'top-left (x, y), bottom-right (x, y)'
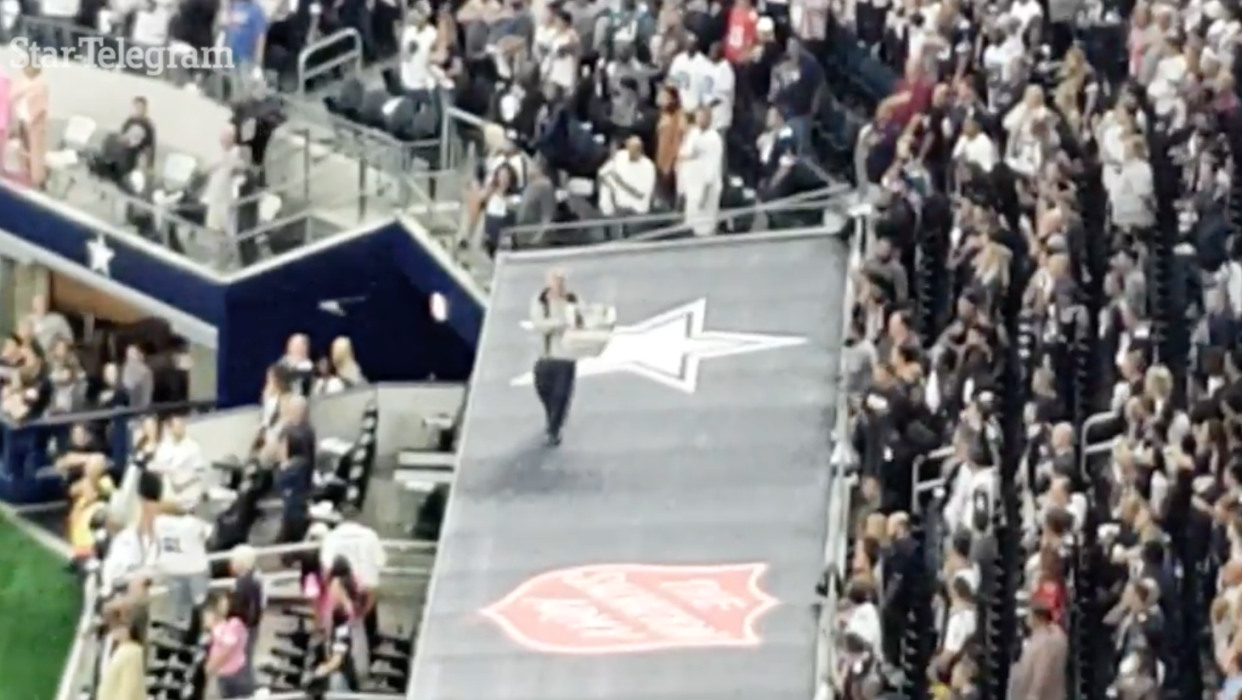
top-left (480, 562), bottom-right (779, 654)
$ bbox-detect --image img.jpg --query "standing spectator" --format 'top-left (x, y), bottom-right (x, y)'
top-left (400, 9), bottom-right (440, 100)
top-left (47, 338), bottom-right (84, 414)
top-left (280, 334), bottom-right (315, 397)
top-left (654, 85), bottom-right (686, 203)
top-left (706, 42), bottom-right (736, 132)
top-left (13, 63), bottom-right (48, 189)
top-left (1007, 601), bottom-right (1068, 700)
top-left (24, 294), bottom-right (72, 354)
top-left (206, 127), bottom-right (247, 249)
top-left (224, 0), bottom-right (268, 82)
top-left (229, 545), bottom-right (265, 661)
top-left (677, 107), bottom-right (724, 236)
top-left (96, 362), bottom-right (130, 410)
top-left (3, 343), bottom-right (50, 421)
top-left (121, 345), bottom-right (154, 410)
top-left (599, 136), bottom-right (658, 220)
top-left (329, 336), bottom-right (366, 388)
top-left (150, 414), bottom-right (207, 514)
top-left (203, 592), bottom-right (257, 699)
top-left (723, 0), bottom-right (758, 63)
top-left (275, 399), bottom-right (314, 544)
top-left (96, 619), bottom-right (145, 700)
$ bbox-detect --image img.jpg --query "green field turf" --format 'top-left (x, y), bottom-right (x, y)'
top-left (0, 514), bottom-right (83, 700)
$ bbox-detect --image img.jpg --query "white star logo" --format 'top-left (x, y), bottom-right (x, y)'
top-left (513, 298), bottom-right (807, 393)
top-left (87, 235), bottom-right (115, 277)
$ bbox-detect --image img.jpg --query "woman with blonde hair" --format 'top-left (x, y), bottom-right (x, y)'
top-left (314, 337), bottom-right (367, 395)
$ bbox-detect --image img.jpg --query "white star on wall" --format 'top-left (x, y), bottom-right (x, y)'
top-left (513, 298), bottom-right (808, 393)
top-left (87, 235), bottom-right (115, 277)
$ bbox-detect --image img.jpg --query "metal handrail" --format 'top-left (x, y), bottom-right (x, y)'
top-left (1078, 410), bottom-right (1123, 480)
top-left (910, 445), bottom-right (955, 515)
top-left (504, 179), bottom-right (853, 243)
top-left (297, 28), bottom-right (363, 99)
top-left (625, 184), bottom-right (853, 243)
top-left (54, 574), bottom-right (98, 700)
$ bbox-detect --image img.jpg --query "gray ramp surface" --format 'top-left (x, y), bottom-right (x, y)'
top-left (410, 231), bottom-right (850, 700)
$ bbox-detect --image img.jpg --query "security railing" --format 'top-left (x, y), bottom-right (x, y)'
top-left (500, 180), bottom-right (854, 251)
top-left (0, 398), bottom-right (217, 504)
top-left (816, 208), bottom-right (870, 700)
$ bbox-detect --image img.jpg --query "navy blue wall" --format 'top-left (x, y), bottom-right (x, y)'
top-left (0, 187), bottom-right (226, 323)
top-left (219, 223), bottom-right (480, 405)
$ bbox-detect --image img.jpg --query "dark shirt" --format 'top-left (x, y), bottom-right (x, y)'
top-left (119, 116), bottom-right (156, 165)
top-left (231, 570), bottom-right (264, 629)
top-left (282, 420), bottom-right (316, 464)
top-left (275, 455), bottom-right (313, 516)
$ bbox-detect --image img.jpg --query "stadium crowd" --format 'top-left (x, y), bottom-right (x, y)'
top-left (830, 0), bottom-right (1242, 695)
top-left (53, 330), bottom-right (389, 700)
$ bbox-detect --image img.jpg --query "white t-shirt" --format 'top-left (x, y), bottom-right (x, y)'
top-left (400, 24), bottom-right (440, 91)
top-left (845, 601), bottom-right (883, 653)
top-left (943, 607), bottom-right (978, 655)
top-left (667, 51), bottom-right (714, 112)
top-left (1008, 0), bottom-right (1043, 34)
top-left (152, 436), bottom-right (207, 512)
top-left (677, 126), bottom-right (724, 190)
top-left (154, 514), bottom-right (211, 576)
top-left (320, 521), bottom-right (387, 589)
top-left (131, 0), bottom-right (172, 45)
top-left (102, 526), bottom-right (159, 591)
top-left (953, 132), bottom-right (998, 172)
top-left (599, 152), bottom-right (656, 214)
top-left (706, 59), bottom-right (735, 130)
top-left (41, 0), bottom-right (80, 19)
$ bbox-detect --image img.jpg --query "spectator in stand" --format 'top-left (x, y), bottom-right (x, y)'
top-left (279, 334), bottom-right (315, 397)
top-left (275, 396), bottom-right (314, 544)
top-left (1008, 601), bottom-right (1068, 699)
top-left (223, 0), bottom-right (268, 83)
top-left (47, 338), bottom-right (85, 414)
top-left (2, 341), bottom-right (51, 421)
top-left (313, 336), bottom-right (367, 394)
top-left (599, 135), bottom-right (658, 225)
top-left (96, 362), bottom-right (130, 410)
top-left (203, 591), bottom-right (257, 699)
top-left (96, 618), bottom-right (145, 700)
top-left (24, 294), bottom-right (72, 354)
top-left (121, 345), bottom-right (154, 410)
top-left (13, 63), bottom-right (48, 190)
top-left (150, 413), bottom-right (207, 514)
top-left (677, 107), bottom-right (725, 236)
top-left (229, 545), bottom-right (264, 661)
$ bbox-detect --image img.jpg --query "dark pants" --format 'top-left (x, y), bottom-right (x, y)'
top-left (218, 666), bottom-right (256, 699)
top-left (533, 358), bottom-right (576, 437)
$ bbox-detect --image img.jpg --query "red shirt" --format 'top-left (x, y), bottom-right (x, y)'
top-left (891, 77), bottom-right (935, 127)
top-left (1032, 579), bottom-right (1067, 627)
top-left (724, 7), bottom-right (758, 63)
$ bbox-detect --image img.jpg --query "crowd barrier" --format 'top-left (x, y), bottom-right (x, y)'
top-left (502, 180), bottom-right (855, 251)
top-left (0, 399), bottom-right (217, 504)
top-left (815, 205), bottom-right (871, 700)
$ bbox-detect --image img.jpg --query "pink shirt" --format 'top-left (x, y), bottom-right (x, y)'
top-left (0, 74), bottom-right (12, 133)
top-left (210, 618), bottom-right (249, 676)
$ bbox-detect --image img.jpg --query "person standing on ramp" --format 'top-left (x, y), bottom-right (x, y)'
top-left (529, 268), bottom-right (583, 446)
